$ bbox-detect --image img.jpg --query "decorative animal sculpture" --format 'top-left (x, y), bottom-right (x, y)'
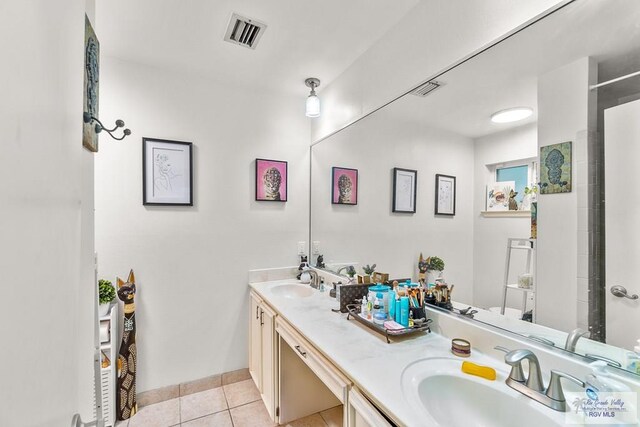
top-left (315, 254), bottom-right (326, 269)
top-left (116, 270), bottom-right (138, 420)
top-left (297, 255), bottom-right (309, 280)
top-left (418, 253), bottom-right (428, 284)
top-left (508, 190), bottom-right (519, 211)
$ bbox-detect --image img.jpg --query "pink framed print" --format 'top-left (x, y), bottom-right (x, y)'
top-left (255, 158), bottom-right (288, 202)
top-left (332, 167), bottom-right (358, 205)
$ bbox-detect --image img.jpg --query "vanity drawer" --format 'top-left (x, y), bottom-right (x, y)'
top-left (276, 317), bottom-right (350, 402)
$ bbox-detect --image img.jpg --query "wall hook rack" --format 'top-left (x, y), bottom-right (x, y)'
top-left (83, 112), bottom-right (132, 141)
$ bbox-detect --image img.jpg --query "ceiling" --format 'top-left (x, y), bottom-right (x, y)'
top-left (383, 0), bottom-right (640, 139)
top-left (95, 0), bottom-right (419, 96)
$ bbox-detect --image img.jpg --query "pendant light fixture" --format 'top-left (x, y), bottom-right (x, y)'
top-left (305, 77), bottom-right (321, 118)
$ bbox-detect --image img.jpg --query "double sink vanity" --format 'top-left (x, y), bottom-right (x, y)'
top-left (248, 269), bottom-right (640, 427)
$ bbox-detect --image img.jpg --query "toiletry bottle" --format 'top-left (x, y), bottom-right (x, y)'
top-left (400, 296), bottom-right (410, 327)
top-left (585, 361), bottom-right (631, 397)
top-left (361, 296), bottom-right (368, 317)
top-left (408, 311), bottom-right (414, 328)
top-left (372, 296), bottom-right (382, 324)
top-left (335, 282), bottom-right (342, 310)
top-left (389, 290), bottom-right (396, 319)
top-left (395, 296), bottom-right (401, 323)
top-left (373, 297), bottom-right (387, 325)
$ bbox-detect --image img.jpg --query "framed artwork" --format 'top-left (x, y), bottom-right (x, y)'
top-left (435, 174), bottom-right (456, 216)
top-left (83, 15), bottom-right (100, 152)
top-left (332, 167), bottom-right (358, 205)
top-left (486, 181), bottom-right (514, 211)
top-left (142, 138), bottom-right (193, 206)
top-left (392, 168), bottom-right (417, 213)
top-left (540, 141), bottom-right (572, 194)
top-left (255, 158), bottom-right (288, 202)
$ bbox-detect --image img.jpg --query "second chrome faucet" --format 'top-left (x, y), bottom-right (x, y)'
top-left (498, 347), bottom-right (584, 412)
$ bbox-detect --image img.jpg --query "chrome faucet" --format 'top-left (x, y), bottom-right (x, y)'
top-left (308, 269), bottom-right (322, 290)
top-left (565, 328), bottom-right (590, 352)
top-left (336, 266), bottom-right (348, 275)
top-left (505, 349), bottom-right (544, 391)
top-left (503, 348), bottom-right (584, 412)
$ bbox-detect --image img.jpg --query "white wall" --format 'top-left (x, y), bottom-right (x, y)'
top-left (536, 57), bottom-right (596, 332)
top-left (473, 123), bottom-right (537, 310)
top-left (311, 108), bottom-right (475, 304)
top-left (95, 57), bottom-right (310, 392)
top-left (311, 0), bottom-right (566, 142)
top-left (0, 1), bottom-right (95, 425)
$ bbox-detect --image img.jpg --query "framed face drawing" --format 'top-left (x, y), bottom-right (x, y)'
top-left (393, 168), bottom-right (417, 213)
top-left (142, 138), bottom-right (193, 206)
top-left (435, 174), bottom-right (456, 216)
top-left (332, 167), bottom-right (358, 205)
top-left (255, 158), bottom-right (288, 202)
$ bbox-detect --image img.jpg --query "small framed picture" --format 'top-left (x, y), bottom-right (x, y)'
top-left (255, 158), bottom-right (288, 202)
top-left (435, 174), bottom-right (456, 216)
top-left (142, 137), bottom-right (193, 206)
top-left (392, 168), bottom-right (417, 213)
top-left (332, 167), bottom-right (358, 205)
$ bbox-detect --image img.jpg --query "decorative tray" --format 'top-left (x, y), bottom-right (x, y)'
top-left (345, 304), bottom-right (432, 343)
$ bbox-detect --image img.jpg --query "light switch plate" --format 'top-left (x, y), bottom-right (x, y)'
top-left (312, 241), bottom-right (320, 255)
top-left (297, 241), bottom-right (306, 255)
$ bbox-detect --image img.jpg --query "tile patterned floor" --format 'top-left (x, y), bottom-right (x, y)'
top-left (114, 379), bottom-right (343, 427)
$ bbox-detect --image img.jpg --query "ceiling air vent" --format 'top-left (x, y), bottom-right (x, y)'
top-left (224, 13), bottom-right (267, 49)
top-left (410, 80), bottom-right (442, 97)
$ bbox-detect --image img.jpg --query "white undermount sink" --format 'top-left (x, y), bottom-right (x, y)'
top-left (401, 357), bottom-right (564, 427)
top-left (269, 283), bottom-right (314, 299)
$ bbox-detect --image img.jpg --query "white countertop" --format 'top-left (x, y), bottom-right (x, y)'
top-left (250, 278), bottom-right (512, 427)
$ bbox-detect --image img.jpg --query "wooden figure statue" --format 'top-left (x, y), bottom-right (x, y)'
top-left (508, 190), bottom-right (519, 211)
top-left (418, 253), bottom-right (428, 284)
top-left (116, 270), bottom-right (138, 420)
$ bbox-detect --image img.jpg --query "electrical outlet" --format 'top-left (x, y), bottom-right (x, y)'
top-left (312, 241), bottom-right (320, 255)
top-left (297, 241), bottom-right (306, 255)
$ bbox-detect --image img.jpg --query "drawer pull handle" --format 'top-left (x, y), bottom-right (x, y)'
top-left (255, 305), bottom-right (260, 320)
top-left (260, 310), bottom-right (264, 326)
top-left (295, 345), bottom-right (307, 358)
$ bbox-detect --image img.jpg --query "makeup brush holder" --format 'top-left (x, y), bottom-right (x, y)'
top-left (410, 307), bottom-right (425, 320)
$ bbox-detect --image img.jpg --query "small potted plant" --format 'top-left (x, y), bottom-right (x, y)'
top-left (345, 266), bottom-right (357, 282)
top-left (98, 279), bottom-right (116, 317)
top-left (362, 264), bottom-right (376, 277)
top-left (425, 256), bottom-right (445, 285)
top-left (521, 185), bottom-right (538, 211)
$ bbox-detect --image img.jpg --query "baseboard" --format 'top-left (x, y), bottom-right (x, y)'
top-left (137, 368), bottom-right (251, 407)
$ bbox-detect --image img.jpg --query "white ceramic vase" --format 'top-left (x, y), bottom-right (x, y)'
top-left (98, 302), bottom-right (111, 317)
top-left (426, 270), bottom-right (442, 285)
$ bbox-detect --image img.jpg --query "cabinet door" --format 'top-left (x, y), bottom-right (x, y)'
top-left (260, 304), bottom-right (277, 420)
top-left (348, 389), bottom-right (392, 427)
top-left (249, 292), bottom-right (262, 391)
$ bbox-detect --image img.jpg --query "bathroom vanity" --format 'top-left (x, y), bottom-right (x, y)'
top-left (248, 272), bottom-right (640, 427)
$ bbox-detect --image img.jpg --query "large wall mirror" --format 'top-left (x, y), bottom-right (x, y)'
top-left (310, 0), bottom-right (640, 376)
